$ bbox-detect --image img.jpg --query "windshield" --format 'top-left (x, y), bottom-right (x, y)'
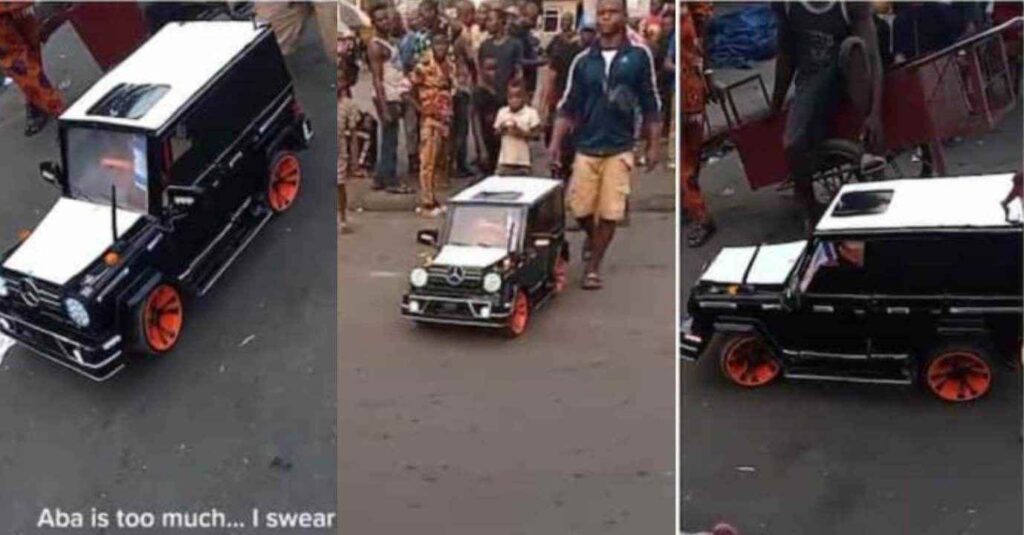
top-left (66, 127), bottom-right (149, 213)
top-left (444, 205), bottom-right (522, 250)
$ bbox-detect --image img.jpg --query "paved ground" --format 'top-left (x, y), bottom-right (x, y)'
top-left (339, 208), bottom-right (675, 533)
top-left (680, 61), bottom-right (1023, 534)
top-left (0, 19), bottom-right (336, 532)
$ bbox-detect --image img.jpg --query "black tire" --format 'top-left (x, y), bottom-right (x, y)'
top-left (266, 150), bottom-right (302, 213)
top-left (714, 332), bottom-right (782, 388)
top-left (810, 138), bottom-right (868, 209)
top-left (920, 341), bottom-right (995, 402)
top-left (133, 283), bottom-right (185, 356)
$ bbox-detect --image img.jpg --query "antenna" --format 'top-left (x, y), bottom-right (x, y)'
top-left (110, 184), bottom-right (118, 244)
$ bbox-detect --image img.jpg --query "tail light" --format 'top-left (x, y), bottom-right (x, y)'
top-left (290, 98), bottom-right (304, 118)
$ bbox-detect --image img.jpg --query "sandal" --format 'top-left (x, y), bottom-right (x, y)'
top-left (581, 272), bottom-right (603, 290)
top-left (686, 221), bottom-right (716, 248)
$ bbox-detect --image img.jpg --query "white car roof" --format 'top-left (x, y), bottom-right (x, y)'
top-left (61, 21), bottom-right (268, 131)
top-left (817, 174), bottom-right (1021, 233)
top-left (450, 176), bottom-right (561, 205)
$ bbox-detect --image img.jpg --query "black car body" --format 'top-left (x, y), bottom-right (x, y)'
top-left (0, 21), bottom-right (312, 380)
top-left (400, 177), bottom-right (568, 337)
top-left (682, 175), bottom-right (1023, 402)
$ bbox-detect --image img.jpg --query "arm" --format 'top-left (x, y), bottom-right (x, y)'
top-left (851, 3), bottom-right (885, 151)
top-left (637, 46), bottom-right (663, 172)
top-left (367, 41), bottom-right (392, 121)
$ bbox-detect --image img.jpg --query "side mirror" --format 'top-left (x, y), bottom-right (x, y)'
top-left (39, 162), bottom-right (63, 188)
top-left (783, 286), bottom-right (801, 311)
top-left (416, 229), bottom-right (438, 247)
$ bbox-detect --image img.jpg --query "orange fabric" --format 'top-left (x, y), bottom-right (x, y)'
top-left (681, 113), bottom-right (709, 224)
top-left (410, 52), bottom-right (455, 122)
top-left (418, 118), bottom-right (449, 208)
top-left (0, 10), bottom-right (63, 115)
top-left (681, 2), bottom-right (713, 114)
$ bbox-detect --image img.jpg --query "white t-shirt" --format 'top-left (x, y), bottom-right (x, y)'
top-left (494, 105), bottom-right (541, 167)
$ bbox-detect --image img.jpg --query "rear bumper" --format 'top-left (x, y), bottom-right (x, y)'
top-left (0, 311), bottom-right (125, 381)
top-left (679, 317), bottom-right (707, 361)
top-left (401, 293), bottom-right (512, 328)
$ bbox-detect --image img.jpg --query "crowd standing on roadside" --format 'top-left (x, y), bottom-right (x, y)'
top-left (337, 0), bottom-right (676, 259)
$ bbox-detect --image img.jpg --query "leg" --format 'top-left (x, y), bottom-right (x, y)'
top-left (838, 36), bottom-right (873, 118)
top-left (586, 152), bottom-right (633, 280)
top-left (375, 103), bottom-right (401, 188)
top-left (0, 13), bottom-right (62, 136)
top-left (418, 122), bottom-right (440, 209)
top-left (405, 103), bottom-right (420, 177)
top-left (783, 69), bottom-right (839, 225)
top-left (452, 91), bottom-right (471, 175)
top-left (682, 113), bottom-right (716, 247)
top-left (338, 183), bottom-right (347, 223)
top-left (434, 127), bottom-right (450, 192)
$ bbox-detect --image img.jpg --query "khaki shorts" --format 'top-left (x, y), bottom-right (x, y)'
top-left (567, 151), bottom-right (634, 221)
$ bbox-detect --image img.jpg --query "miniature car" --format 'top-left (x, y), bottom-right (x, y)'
top-left (681, 174), bottom-right (1023, 402)
top-left (400, 177), bottom-right (569, 337)
top-left (0, 21), bottom-right (312, 380)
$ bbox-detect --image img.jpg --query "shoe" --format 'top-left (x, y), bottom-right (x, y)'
top-left (24, 107), bottom-right (49, 137)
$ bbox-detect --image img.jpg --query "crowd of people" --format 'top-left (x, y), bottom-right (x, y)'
top-left (682, 1), bottom-right (1022, 249)
top-left (338, 0), bottom-right (677, 279)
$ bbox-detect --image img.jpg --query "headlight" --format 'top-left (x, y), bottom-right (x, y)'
top-left (482, 272), bottom-right (502, 293)
top-left (0, 277), bottom-right (7, 298)
top-left (64, 298), bottom-right (90, 328)
top-left (410, 268), bottom-right (428, 288)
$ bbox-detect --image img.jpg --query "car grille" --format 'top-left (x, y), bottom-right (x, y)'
top-left (5, 275), bottom-right (69, 324)
top-left (426, 265), bottom-right (482, 293)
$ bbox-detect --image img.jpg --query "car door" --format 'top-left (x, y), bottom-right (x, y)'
top-left (785, 239), bottom-right (871, 357)
top-left (519, 204), bottom-right (551, 293)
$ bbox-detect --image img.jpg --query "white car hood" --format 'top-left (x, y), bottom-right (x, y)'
top-left (3, 197), bottom-right (142, 285)
top-left (700, 240), bottom-right (807, 285)
top-left (432, 245), bottom-right (508, 268)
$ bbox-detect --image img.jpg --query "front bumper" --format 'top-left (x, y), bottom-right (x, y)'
top-left (679, 317), bottom-right (707, 361)
top-left (401, 293), bottom-right (512, 328)
top-left (0, 310), bottom-right (125, 381)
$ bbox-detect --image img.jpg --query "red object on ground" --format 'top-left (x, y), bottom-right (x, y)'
top-left (67, 2), bottom-right (147, 71)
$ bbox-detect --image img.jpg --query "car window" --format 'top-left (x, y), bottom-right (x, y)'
top-left (800, 240), bottom-right (867, 294)
top-left (445, 206), bottom-right (522, 250)
top-left (948, 234), bottom-right (1022, 295)
top-left (66, 127), bottom-right (149, 213)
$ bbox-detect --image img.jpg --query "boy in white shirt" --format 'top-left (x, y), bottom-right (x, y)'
top-left (493, 83), bottom-right (542, 176)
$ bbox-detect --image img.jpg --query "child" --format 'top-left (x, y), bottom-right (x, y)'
top-left (494, 83), bottom-right (541, 176)
top-left (409, 31), bottom-right (455, 217)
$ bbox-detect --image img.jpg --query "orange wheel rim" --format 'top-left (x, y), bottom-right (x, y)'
top-left (554, 257), bottom-right (568, 294)
top-left (143, 284), bottom-right (183, 352)
top-left (722, 335), bottom-right (780, 387)
top-left (927, 352), bottom-right (991, 402)
top-left (269, 153), bottom-right (301, 212)
top-left (509, 292), bottom-right (529, 335)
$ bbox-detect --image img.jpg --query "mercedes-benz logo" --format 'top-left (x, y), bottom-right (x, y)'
top-left (446, 266), bottom-right (465, 286)
top-left (20, 278), bottom-right (40, 308)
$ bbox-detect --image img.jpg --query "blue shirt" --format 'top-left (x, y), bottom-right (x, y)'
top-left (557, 41), bottom-right (661, 156)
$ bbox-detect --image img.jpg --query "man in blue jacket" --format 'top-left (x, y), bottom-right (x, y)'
top-left (548, 0), bottom-right (662, 290)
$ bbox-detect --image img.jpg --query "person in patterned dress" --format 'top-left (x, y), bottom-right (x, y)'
top-left (409, 30), bottom-right (455, 217)
top-left (0, 1), bottom-right (64, 136)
